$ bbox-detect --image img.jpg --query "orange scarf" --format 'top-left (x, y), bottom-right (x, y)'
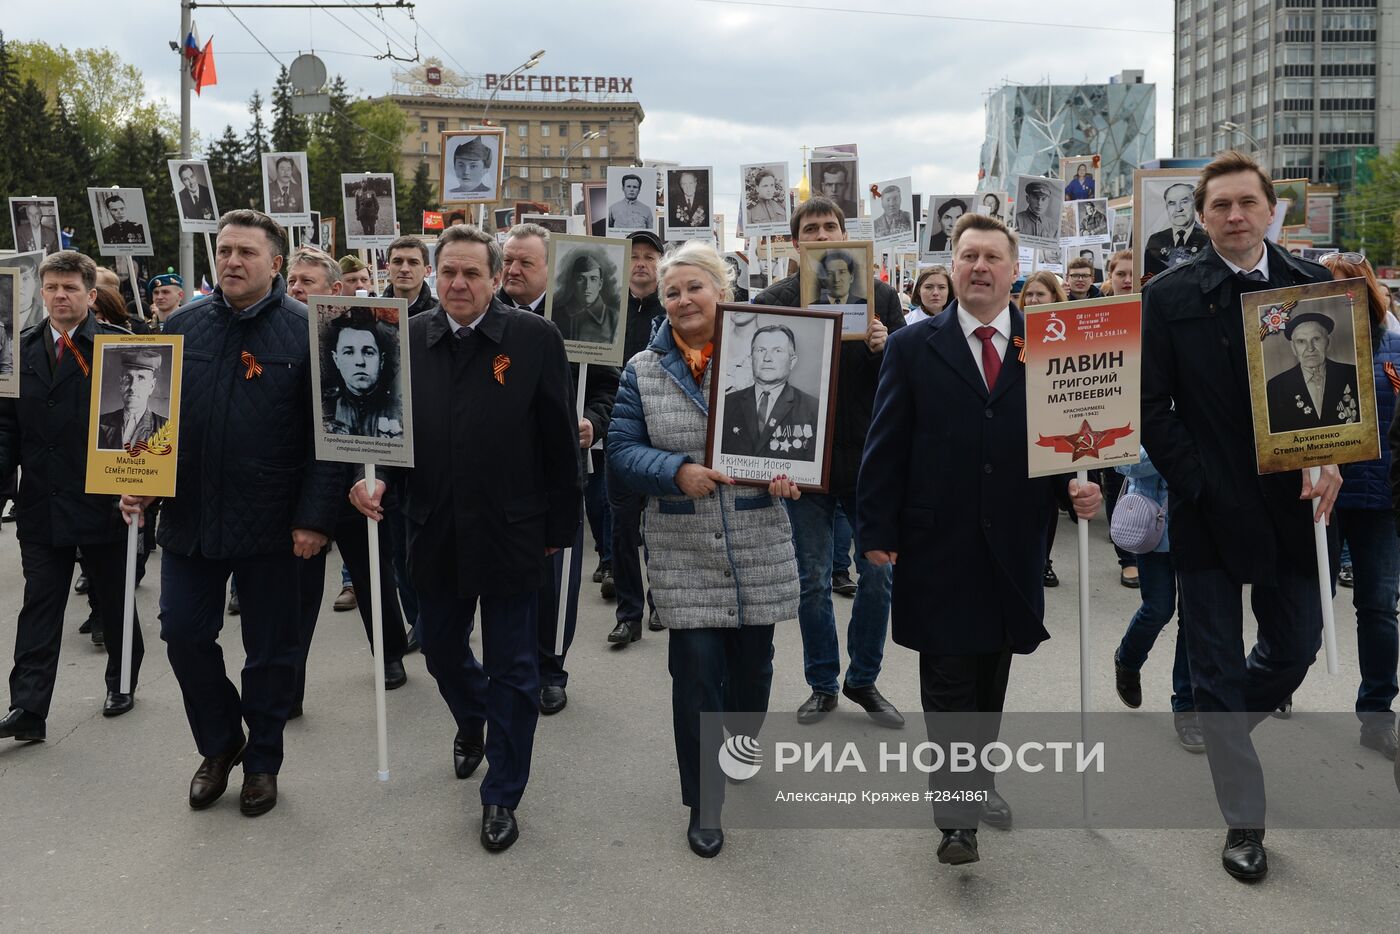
top-left (671, 327), bottom-right (713, 384)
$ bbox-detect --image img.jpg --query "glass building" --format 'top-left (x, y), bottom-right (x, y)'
top-left (977, 72), bottom-right (1157, 201)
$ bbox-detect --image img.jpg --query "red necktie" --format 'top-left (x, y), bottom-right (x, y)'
top-left (55, 336), bottom-right (65, 362)
top-left (974, 326), bottom-right (1001, 390)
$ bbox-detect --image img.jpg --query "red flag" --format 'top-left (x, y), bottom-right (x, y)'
top-left (193, 38), bottom-right (218, 95)
top-left (422, 211), bottom-right (444, 231)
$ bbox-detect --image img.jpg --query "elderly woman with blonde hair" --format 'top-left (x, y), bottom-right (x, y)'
top-left (608, 240), bottom-right (800, 859)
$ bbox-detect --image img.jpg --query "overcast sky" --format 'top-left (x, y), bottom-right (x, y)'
top-left (8, 1), bottom-right (1175, 242)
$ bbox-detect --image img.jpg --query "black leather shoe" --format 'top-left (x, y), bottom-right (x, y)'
top-left (0, 708), bottom-right (45, 742)
top-left (102, 690), bottom-right (134, 717)
top-left (1272, 696), bottom-right (1293, 719)
top-left (1221, 828), bottom-right (1267, 881)
top-left (841, 682), bottom-right (905, 728)
top-left (239, 772), bottom-right (278, 817)
top-left (227, 592), bottom-right (240, 616)
top-left (78, 616), bottom-right (94, 634)
top-left (1120, 566), bottom-right (1140, 589)
top-left (600, 572), bottom-right (616, 600)
top-left (687, 808), bottom-right (723, 858)
top-left (647, 609), bottom-right (664, 631)
top-left (832, 570), bottom-right (857, 596)
top-left (540, 685), bottom-right (567, 715)
top-left (405, 632), bottom-right (420, 654)
top-left (592, 560), bottom-right (610, 584)
top-left (980, 789), bottom-right (1013, 829)
top-left (188, 739), bottom-right (246, 810)
top-left (1175, 712), bottom-right (1206, 753)
top-left (1113, 652), bottom-right (1142, 709)
top-left (797, 690), bottom-right (838, 724)
top-left (1042, 562), bottom-right (1059, 587)
top-left (607, 619), bottom-right (642, 646)
top-left (1338, 564), bottom-right (1354, 588)
top-left (1360, 726), bottom-right (1398, 761)
top-left (384, 658), bottom-right (408, 690)
top-left (90, 627), bottom-right (105, 646)
top-left (74, 572), bottom-right (90, 594)
top-left (287, 703), bottom-right (304, 721)
top-left (454, 722), bottom-right (485, 779)
top-left (936, 829), bottom-right (979, 865)
top-left (481, 805), bottom-right (519, 851)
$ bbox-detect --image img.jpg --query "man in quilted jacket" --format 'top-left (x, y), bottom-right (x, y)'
top-left (121, 209), bottom-right (339, 819)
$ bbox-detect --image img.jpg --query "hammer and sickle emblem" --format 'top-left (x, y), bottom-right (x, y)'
top-left (1043, 313), bottom-right (1067, 343)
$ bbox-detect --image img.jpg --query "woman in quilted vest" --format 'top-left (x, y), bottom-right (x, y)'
top-left (607, 240), bottom-right (800, 858)
top-left (1327, 252), bottom-right (1400, 761)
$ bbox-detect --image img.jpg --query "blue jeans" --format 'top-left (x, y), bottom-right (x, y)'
top-left (1115, 550), bottom-right (1194, 712)
top-left (584, 451), bottom-right (611, 563)
top-left (1336, 508), bottom-right (1399, 727)
top-left (785, 492), bottom-right (892, 695)
top-left (832, 503), bottom-right (853, 576)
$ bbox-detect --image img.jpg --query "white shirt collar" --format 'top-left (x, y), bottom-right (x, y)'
top-left (957, 304), bottom-right (1012, 340)
top-left (1221, 247), bottom-right (1270, 280)
top-left (49, 322), bottom-right (79, 344)
top-left (446, 310), bottom-right (485, 334)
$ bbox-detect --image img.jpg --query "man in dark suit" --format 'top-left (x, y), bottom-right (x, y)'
top-left (1143, 181), bottom-right (1210, 279)
top-left (721, 324), bottom-right (820, 460)
top-left (352, 224), bottom-right (581, 852)
top-left (498, 222), bottom-right (618, 710)
top-left (1141, 150), bottom-right (1338, 882)
top-left (754, 196), bottom-right (907, 730)
top-left (120, 210), bottom-right (339, 819)
top-left (14, 201), bottom-right (59, 256)
top-left (0, 250), bottom-right (147, 743)
top-left (814, 250), bottom-right (866, 306)
top-left (1264, 312), bottom-right (1359, 431)
top-left (177, 165), bottom-right (216, 222)
top-left (96, 349), bottom-right (168, 451)
top-left (858, 211), bottom-right (1100, 868)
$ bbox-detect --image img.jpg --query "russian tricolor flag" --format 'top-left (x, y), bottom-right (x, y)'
top-left (184, 22), bottom-right (218, 95)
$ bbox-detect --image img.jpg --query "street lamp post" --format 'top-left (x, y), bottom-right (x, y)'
top-left (1217, 120), bottom-right (1262, 154)
top-left (559, 131), bottom-right (602, 213)
top-left (481, 49), bottom-right (545, 126)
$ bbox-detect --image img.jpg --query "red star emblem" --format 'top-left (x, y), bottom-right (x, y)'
top-left (1036, 420), bottom-right (1134, 461)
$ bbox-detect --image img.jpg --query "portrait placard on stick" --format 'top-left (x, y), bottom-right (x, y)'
top-left (261, 151), bottom-right (311, 227)
top-left (1060, 155), bottom-right (1101, 201)
top-left (662, 166), bottom-right (713, 241)
top-left (798, 240), bottom-right (874, 341)
top-left (705, 303), bottom-right (841, 492)
top-left (342, 173), bottom-right (398, 250)
top-left (544, 234), bottom-right (631, 366)
top-left (85, 335), bottom-right (184, 496)
top-left (1012, 177), bottom-right (1065, 249)
top-left (1022, 295), bottom-right (1143, 478)
top-left (8, 198), bottom-right (61, 256)
top-left (440, 128), bottom-right (505, 206)
top-left (1242, 278), bottom-right (1378, 474)
top-left (740, 162), bottom-right (789, 235)
top-left (0, 250), bottom-right (47, 331)
top-left (307, 295), bottom-right (414, 468)
top-left (167, 159), bottom-right (220, 233)
top-left (1133, 168), bottom-right (1205, 288)
top-left (0, 267), bottom-right (19, 397)
top-left (604, 166), bottom-right (659, 237)
top-left (922, 194), bottom-right (975, 261)
top-left (88, 188), bottom-right (154, 258)
top-left (871, 176), bottom-right (915, 250)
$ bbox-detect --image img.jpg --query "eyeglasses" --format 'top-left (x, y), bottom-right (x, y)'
top-left (1318, 251), bottom-right (1367, 266)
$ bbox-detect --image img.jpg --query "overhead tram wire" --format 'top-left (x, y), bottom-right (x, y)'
top-left (692, 0), bottom-right (1172, 35)
top-left (333, 0), bottom-right (420, 61)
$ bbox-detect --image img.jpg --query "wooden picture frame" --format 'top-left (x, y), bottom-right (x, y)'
top-left (797, 240), bottom-right (874, 341)
top-left (704, 302), bottom-right (842, 492)
top-left (439, 127), bottom-right (506, 206)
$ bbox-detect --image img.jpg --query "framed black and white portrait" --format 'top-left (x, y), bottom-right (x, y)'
top-left (439, 128), bottom-right (505, 206)
top-left (167, 159), bottom-right (220, 233)
top-left (1133, 168), bottom-right (1206, 287)
top-left (0, 267), bottom-right (18, 397)
top-left (261, 151), bottom-right (310, 226)
top-left (705, 303), bottom-right (841, 492)
top-left (342, 172), bottom-right (397, 250)
top-left (604, 166), bottom-right (659, 238)
top-left (741, 162), bottom-right (789, 234)
top-left (87, 188), bottom-right (154, 258)
top-left (809, 153), bottom-right (859, 221)
top-left (663, 166), bottom-right (713, 241)
top-left (581, 181), bottom-right (608, 238)
top-left (798, 240), bottom-right (874, 341)
top-left (1012, 175), bottom-right (1066, 249)
top-left (9, 197), bottom-right (62, 257)
top-left (544, 233), bottom-right (632, 366)
top-left (724, 252), bottom-right (750, 296)
top-left (1073, 198), bottom-right (1110, 244)
top-left (0, 250), bottom-right (47, 331)
top-left (93, 343), bottom-right (176, 451)
top-left (922, 195), bottom-right (975, 260)
top-left (871, 176), bottom-right (915, 247)
top-left (976, 190), bottom-right (1009, 224)
top-left (307, 294), bottom-right (414, 468)
top-left (522, 213), bottom-right (570, 235)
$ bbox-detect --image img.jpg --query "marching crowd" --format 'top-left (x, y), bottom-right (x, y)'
top-left (1, 150), bottom-right (1398, 882)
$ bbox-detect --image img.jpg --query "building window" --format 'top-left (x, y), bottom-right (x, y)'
top-left (1231, 91), bottom-right (1246, 117)
top-left (541, 123), bottom-right (551, 137)
top-left (580, 145), bottom-right (592, 158)
top-left (458, 118), bottom-right (469, 129)
top-left (581, 123), bottom-right (591, 134)
top-left (1282, 13), bottom-right (1313, 32)
top-left (1253, 19), bottom-right (1269, 39)
top-left (1275, 114), bottom-right (1314, 134)
top-left (1319, 113), bottom-right (1375, 133)
top-left (541, 145), bottom-right (550, 157)
top-left (1252, 84), bottom-right (1268, 108)
top-left (1213, 70), bottom-right (1227, 92)
top-left (521, 143), bottom-right (529, 157)
top-left (1196, 49), bottom-right (1209, 71)
top-left (1232, 30), bottom-right (1247, 53)
top-left (519, 166), bottom-right (529, 179)
top-left (1195, 76), bottom-right (1207, 99)
top-left (1213, 7), bottom-right (1226, 30)
top-left (1321, 46), bottom-right (1376, 65)
top-left (558, 123), bottom-right (568, 136)
top-left (1253, 50), bottom-right (1269, 75)
top-left (1232, 61), bottom-right (1247, 84)
top-left (1212, 99), bottom-right (1226, 122)
top-left (1179, 111), bottom-right (1192, 134)
top-left (419, 140), bottom-right (428, 154)
top-left (437, 120), bottom-right (446, 132)
top-left (1282, 46), bottom-right (1314, 65)
top-left (1195, 106), bottom-right (1207, 130)
top-left (543, 184), bottom-right (553, 198)
top-left (517, 124), bottom-right (528, 137)
top-left (1322, 12), bottom-right (1376, 31)
top-left (1233, 0), bottom-right (1247, 18)
top-left (560, 167), bottom-right (569, 179)
top-left (1275, 78), bottom-right (1314, 98)
top-left (599, 145), bottom-right (609, 159)
top-left (1319, 77), bottom-right (1376, 98)
top-left (1214, 38), bottom-right (1227, 61)
top-left (1251, 117), bottom-right (1267, 142)
top-left (419, 119), bottom-right (428, 133)
top-left (1180, 30), bottom-right (1192, 51)
top-left (1179, 83), bottom-right (1192, 106)
top-left (582, 166), bottom-right (591, 179)
top-left (1196, 20), bottom-right (1208, 41)
top-left (542, 167), bottom-right (552, 179)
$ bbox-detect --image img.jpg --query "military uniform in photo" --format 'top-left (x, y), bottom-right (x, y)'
top-left (608, 199), bottom-right (654, 231)
top-left (721, 381), bottom-right (820, 461)
top-left (1264, 311), bottom-right (1359, 432)
top-left (1144, 223), bottom-right (1209, 277)
top-left (102, 220), bottom-right (145, 246)
top-left (269, 178), bottom-right (302, 215)
top-left (97, 349), bottom-right (168, 451)
top-left (873, 210), bottom-right (912, 240)
top-left (556, 294), bottom-right (617, 344)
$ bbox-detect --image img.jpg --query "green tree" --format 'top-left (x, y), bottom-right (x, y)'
top-left (270, 66), bottom-right (309, 153)
top-left (308, 77), bottom-right (357, 255)
top-left (401, 159), bottom-right (434, 234)
top-left (1340, 146), bottom-right (1400, 265)
top-left (0, 31), bottom-right (21, 198)
top-left (51, 100), bottom-right (97, 256)
top-left (5, 79), bottom-right (56, 207)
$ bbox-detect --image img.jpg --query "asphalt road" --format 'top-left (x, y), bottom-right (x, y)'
top-left (0, 514), bottom-right (1397, 933)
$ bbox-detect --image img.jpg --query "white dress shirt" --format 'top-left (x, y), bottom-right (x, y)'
top-left (957, 304), bottom-right (1012, 387)
top-left (1221, 248), bottom-right (1270, 281)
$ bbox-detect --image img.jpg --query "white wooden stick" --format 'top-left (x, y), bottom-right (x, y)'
top-left (119, 516), bottom-right (138, 693)
top-left (202, 232), bottom-right (218, 287)
top-left (1310, 465), bottom-right (1340, 674)
top-left (366, 462), bottom-right (390, 781)
top-left (1076, 468), bottom-right (1091, 826)
top-left (125, 256), bottom-right (146, 322)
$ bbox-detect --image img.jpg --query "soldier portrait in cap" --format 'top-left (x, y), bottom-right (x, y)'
top-left (167, 159), bottom-right (220, 234)
top-left (871, 176), bottom-right (914, 244)
top-left (544, 233), bottom-right (632, 366)
top-left (439, 129), bottom-right (504, 205)
top-left (741, 162), bottom-right (789, 233)
top-left (87, 188), bottom-right (154, 258)
top-left (1262, 302), bottom-right (1360, 434)
top-left (1013, 176), bottom-right (1066, 246)
top-left (96, 346), bottom-right (172, 451)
